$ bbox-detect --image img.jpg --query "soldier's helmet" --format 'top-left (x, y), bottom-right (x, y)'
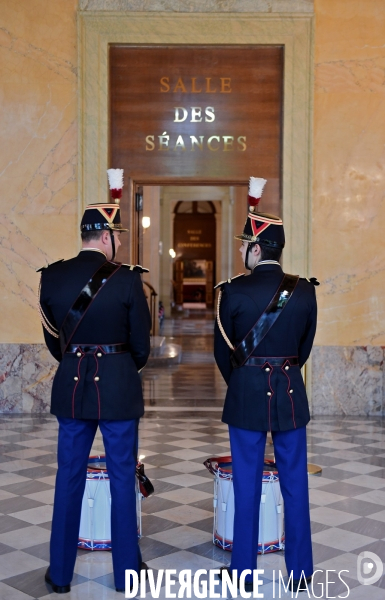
top-left (234, 177), bottom-right (285, 250)
top-left (80, 169), bottom-right (128, 233)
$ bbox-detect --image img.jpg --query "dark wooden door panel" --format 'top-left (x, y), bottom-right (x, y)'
top-left (110, 46), bottom-right (283, 185)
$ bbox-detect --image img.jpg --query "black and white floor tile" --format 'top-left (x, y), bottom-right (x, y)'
top-left (0, 315), bottom-right (384, 599)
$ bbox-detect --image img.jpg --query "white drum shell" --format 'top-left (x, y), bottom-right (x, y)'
top-left (79, 474), bottom-right (112, 547)
top-left (78, 467), bottom-right (142, 551)
top-left (214, 473), bottom-right (284, 553)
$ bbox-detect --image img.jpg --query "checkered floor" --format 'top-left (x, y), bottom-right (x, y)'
top-left (1, 416), bottom-right (385, 599)
top-left (1, 315), bottom-right (385, 599)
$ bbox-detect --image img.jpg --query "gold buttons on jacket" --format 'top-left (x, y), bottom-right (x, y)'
top-left (97, 352), bottom-right (102, 358)
top-left (76, 352), bottom-right (81, 357)
top-left (267, 391), bottom-right (272, 396)
top-left (285, 365), bottom-right (289, 370)
top-left (265, 367), bottom-right (270, 372)
top-left (74, 376), bottom-right (79, 381)
top-left (94, 376), bottom-right (100, 382)
top-left (289, 389), bottom-right (293, 393)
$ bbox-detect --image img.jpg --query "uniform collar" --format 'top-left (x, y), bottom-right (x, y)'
top-left (79, 248), bottom-right (107, 258)
top-left (78, 248), bottom-right (108, 262)
top-left (252, 260), bottom-right (282, 274)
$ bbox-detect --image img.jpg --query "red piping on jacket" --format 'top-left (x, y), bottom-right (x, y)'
top-left (93, 351), bottom-right (101, 420)
top-left (267, 362), bottom-right (274, 432)
top-left (72, 352), bottom-right (85, 418)
top-left (281, 359), bottom-right (296, 428)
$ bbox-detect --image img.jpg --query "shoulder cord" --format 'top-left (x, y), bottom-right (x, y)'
top-left (37, 276), bottom-right (59, 338)
top-left (216, 290), bottom-right (234, 350)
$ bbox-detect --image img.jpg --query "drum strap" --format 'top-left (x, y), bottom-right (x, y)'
top-left (136, 463), bottom-right (154, 498)
top-left (231, 274), bottom-right (299, 369)
top-left (59, 261), bottom-right (121, 355)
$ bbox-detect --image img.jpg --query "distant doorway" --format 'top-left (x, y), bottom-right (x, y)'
top-left (173, 201), bottom-right (216, 309)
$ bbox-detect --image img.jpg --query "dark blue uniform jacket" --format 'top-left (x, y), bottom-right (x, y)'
top-left (214, 263), bottom-right (317, 432)
top-left (39, 250), bottom-right (151, 420)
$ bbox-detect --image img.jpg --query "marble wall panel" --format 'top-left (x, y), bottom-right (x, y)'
top-left (313, 0), bottom-right (385, 347)
top-left (21, 344), bottom-right (56, 413)
top-left (0, 344), bottom-right (57, 414)
top-left (1, 343), bottom-right (384, 416)
top-left (312, 345), bottom-right (385, 416)
top-left (79, 0), bottom-right (314, 12)
top-left (0, 1), bottom-right (78, 344)
top-left (0, 345), bottom-right (23, 413)
top-left (0, 344), bottom-right (55, 414)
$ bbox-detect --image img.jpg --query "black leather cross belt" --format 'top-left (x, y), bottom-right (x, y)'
top-left (245, 356), bottom-right (299, 367)
top-left (231, 274), bottom-right (299, 368)
top-left (66, 343), bottom-right (129, 354)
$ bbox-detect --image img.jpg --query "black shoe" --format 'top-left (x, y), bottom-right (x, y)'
top-left (290, 575), bottom-right (313, 593)
top-left (116, 562), bottom-right (149, 592)
top-left (45, 567), bottom-right (71, 594)
top-left (218, 567), bottom-right (254, 592)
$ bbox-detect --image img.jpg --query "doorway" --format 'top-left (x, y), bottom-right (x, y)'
top-left (173, 200), bottom-right (216, 309)
top-left (138, 183), bottom-right (281, 323)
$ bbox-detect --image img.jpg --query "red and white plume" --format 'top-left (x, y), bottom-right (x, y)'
top-left (248, 177), bottom-right (267, 212)
top-left (107, 168), bottom-right (124, 203)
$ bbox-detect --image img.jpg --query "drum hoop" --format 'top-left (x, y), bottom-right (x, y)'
top-left (213, 531), bottom-right (233, 546)
top-left (204, 455), bottom-right (279, 478)
top-left (87, 454), bottom-right (108, 473)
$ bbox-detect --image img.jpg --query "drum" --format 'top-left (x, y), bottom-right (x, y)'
top-left (204, 456), bottom-right (285, 554)
top-left (78, 455), bottom-right (143, 551)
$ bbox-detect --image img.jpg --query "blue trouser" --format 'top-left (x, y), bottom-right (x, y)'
top-left (229, 425), bottom-right (313, 581)
top-left (50, 417), bottom-right (141, 589)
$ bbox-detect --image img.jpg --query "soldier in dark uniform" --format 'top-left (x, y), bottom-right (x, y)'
top-left (214, 178), bottom-right (317, 593)
top-left (38, 173), bottom-right (151, 593)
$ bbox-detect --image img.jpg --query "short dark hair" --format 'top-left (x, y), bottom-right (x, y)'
top-left (80, 230), bottom-right (104, 243)
top-left (259, 244), bottom-right (282, 262)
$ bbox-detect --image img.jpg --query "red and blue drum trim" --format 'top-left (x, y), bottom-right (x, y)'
top-left (213, 531), bottom-right (285, 554)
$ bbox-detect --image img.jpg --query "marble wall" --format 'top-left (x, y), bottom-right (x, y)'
top-left (312, 346), bottom-right (385, 416)
top-left (1, 0), bottom-right (384, 414)
top-left (312, 0), bottom-right (385, 347)
top-left (0, 344), bottom-right (55, 414)
top-left (0, 0), bottom-right (79, 344)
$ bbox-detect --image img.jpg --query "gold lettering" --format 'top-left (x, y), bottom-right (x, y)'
top-left (190, 236), bottom-right (200, 241)
top-left (174, 135), bottom-right (186, 151)
top-left (145, 135), bottom-right (155, 151)
top-left (158, 131), bottom-right (169, 151)
top-left (174, 78), bottom-right (187, 93)
top-left (191, 107), bottom-right (202, 122)
top-left (220, 78), bottom-right (232, 93)
top-left (190, 135), bottom-right (204, 151)
top-left (174, 107), bottom-right (188, 122)
top-left (160, 77), bottom-right (170, 92)
top-left (205, 107), bottom-right (215, 122)
top-left (191, 78), bottom-right (202, 93)
top-left (205, 78), bottom-right (217, 93)
top-left (187, 230), bottom-right (202, 234)
top-left (223, 136), bottom-right (234, 151)
top-left (237, 136), bottom-right (247, 151)
top-left (207, 136), bottom-right (220, 151)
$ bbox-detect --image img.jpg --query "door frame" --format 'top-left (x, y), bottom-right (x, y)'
top-left (78, 11), bottom-right (314, 277)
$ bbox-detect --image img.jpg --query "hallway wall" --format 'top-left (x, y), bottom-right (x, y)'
top-left (311, 0), bottom-right (385, 414)
top-left (1, 0), bottom-right (384, 414)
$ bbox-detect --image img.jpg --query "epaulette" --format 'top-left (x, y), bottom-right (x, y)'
top-left (121, 264), bottom-right (150, 274)
top-left (304, 277), bottom-right (320, 286)
top-left (36, 259), bottom-right (64, 273)
top-left (214, 272), bottom-right (245, 290)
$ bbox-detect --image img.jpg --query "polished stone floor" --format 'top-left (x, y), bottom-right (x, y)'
top-left (0, 313), bottom-right (385, 599)
top-left (142, 310), bottom-right (227, 411)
